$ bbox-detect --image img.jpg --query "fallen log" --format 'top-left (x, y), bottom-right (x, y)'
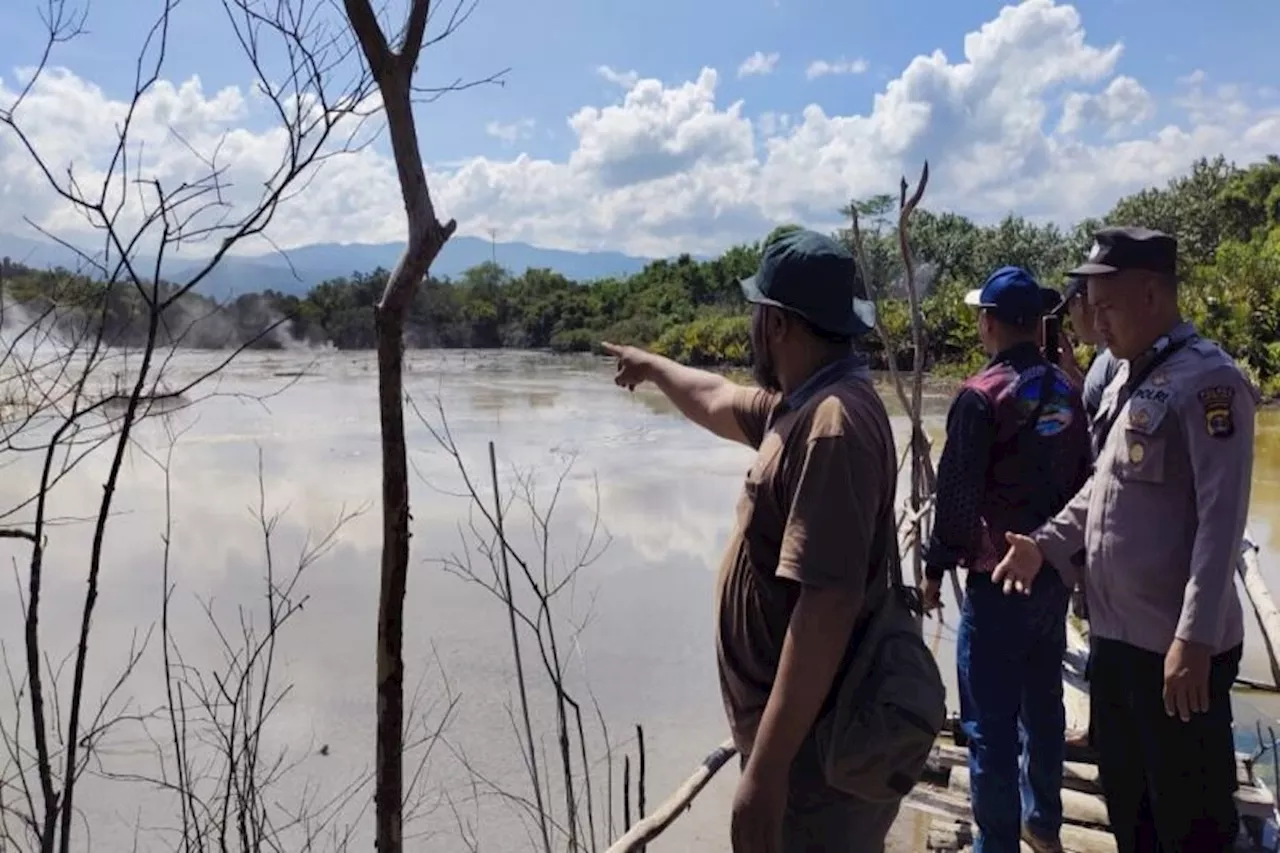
top-left (931, 742), bottom-right (1102, 795)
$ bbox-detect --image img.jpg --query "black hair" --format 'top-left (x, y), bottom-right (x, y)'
top-left (985, 310), bottom-right (1040, 338)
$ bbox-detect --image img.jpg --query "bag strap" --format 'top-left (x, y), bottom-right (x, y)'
top-left (1093, 335), bottom-right (1191, 453)
top-left (818, 458), bottom-right (923, 716)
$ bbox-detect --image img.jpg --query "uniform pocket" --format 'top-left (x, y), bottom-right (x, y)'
top-left (1114, 430), bottom-right (1167, 484)
top-left (1112, 397), bottom-right (1170, 484)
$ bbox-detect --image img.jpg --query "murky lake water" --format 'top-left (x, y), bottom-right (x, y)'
top-left (1, 348), bottom-right (1278, 851)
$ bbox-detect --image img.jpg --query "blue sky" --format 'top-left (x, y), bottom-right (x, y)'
top-left (1, 0), bottom-right (1277, 256)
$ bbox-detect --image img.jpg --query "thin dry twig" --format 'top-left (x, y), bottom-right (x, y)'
top-left (0, 0), bottom-right (394, 849)
top-left (414, 398), bottom-right (631, 852)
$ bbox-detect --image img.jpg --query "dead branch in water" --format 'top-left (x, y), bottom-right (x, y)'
top-left (91, 438), bottom-right (372, 851)
top-left (486, 440), bottom-right (553, 852)
top-left (336, 2), bottom-right (506, 848)
top-left (0, 0), bottom-right (393, 847)
top-left (416, 398), bottom-right (652, 851)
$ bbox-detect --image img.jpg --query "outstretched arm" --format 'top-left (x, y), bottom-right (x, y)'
top-left (1031, 475), bottom-right (1092, 588)
top-left (603, 342), bottom-right (776, 447)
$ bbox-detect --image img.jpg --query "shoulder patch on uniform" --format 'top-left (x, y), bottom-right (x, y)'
top-left (1198, 385), bottom-right (1236, 439)
top-left (1011, 368), bottom-right (1074, 437)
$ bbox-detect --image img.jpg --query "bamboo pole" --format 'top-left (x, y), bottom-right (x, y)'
top-left (897, 167), bottom-right (931, 600)
top-left (604, 740), bottom-right (737, 853)
top-left (1237, 534), bottom-right (1280, 688)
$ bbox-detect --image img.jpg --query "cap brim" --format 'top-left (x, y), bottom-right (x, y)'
top-left (739, 275), bottom-right (784, 308)
top-left (740, 276), bottom-right (876, 338)
top-left (811, 299), bottom-right (877, 338)
top-left (963, 289), bottom-right (991, 308)
top-left (1066, 262), bottom-right (1119, 277)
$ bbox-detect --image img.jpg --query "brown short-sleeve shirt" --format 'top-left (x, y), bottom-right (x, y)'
top-left (716, 378), bottom-right (899, 757)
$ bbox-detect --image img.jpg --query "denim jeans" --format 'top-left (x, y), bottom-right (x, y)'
top-left (958, 572), bottom-right (1070, 853)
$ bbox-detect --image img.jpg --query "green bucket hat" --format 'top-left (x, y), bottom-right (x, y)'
top-left (740, 228), bottom-right (876, 338)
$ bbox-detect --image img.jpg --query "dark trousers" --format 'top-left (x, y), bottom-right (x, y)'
top-left (958, 573), bottom-right (1070, 853)
top-left (1089, 637), bottom-right (1242, 853)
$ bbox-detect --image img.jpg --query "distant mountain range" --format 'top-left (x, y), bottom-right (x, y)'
top-left (0, 230), bottom-right (668, 301)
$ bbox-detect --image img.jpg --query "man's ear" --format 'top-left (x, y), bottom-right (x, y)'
top-left (762, 305), bottom-right (786, 339)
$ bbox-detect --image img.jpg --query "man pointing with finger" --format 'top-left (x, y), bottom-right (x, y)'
top-left (992, 226), bottom-right (1259, 853)
top-left (602, 228), bottom-right (907, 852)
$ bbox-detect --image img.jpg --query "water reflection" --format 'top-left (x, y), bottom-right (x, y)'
top-left (0, 349), bottom-right (1276, 851)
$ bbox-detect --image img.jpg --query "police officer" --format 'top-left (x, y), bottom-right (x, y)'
top-left (992, 226), bottom-right (1260, 853)
top-left (921, 266), bottom-right (1091, 853)
top-left (1056, 275), bottom-right (1122, 426)
top-left (1051, 275), bottom-right (1125, 746)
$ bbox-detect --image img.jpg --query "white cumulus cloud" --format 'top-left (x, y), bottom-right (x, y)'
top-left (1057, 76), bottom-right (1155, 136)
top-left (737, 51), bottom-right (780, 78)
top-left (2, 0), bottom-right (1279, 262)
top-left (485, 118), bottom-right (536, 144)
top-left (805, 57), bottom-right (869, 79)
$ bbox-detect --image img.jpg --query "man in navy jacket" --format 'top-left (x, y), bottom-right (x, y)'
top-left (921, 266), bottom-right (1092, 853)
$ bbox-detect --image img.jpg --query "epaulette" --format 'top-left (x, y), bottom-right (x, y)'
top-left (1185, 338), bottom-right (1259, 399)
top-left (1189, 338), bottom-right (1222, 358)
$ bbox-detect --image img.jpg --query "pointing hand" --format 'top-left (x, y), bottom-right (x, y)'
top-left (601, 341), bottom-right (654, 391)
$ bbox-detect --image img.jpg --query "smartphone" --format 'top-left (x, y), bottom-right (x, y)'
top-left (1043, 315), bottom-right (1061, 366)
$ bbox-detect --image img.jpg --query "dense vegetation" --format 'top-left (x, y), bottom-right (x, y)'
top-left (3, 154), bottom-right (1279, 395)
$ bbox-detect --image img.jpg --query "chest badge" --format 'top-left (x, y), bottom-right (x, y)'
top-left (1151, 371), bottom-right (1168, 387)
top-left (1130, 409), bottom-right (1150, 428)
top-left (1129, 442), bottom-right (1146, 464)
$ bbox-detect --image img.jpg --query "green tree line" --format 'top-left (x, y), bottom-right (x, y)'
top-left (3, 154), bottom-right (1279, 394)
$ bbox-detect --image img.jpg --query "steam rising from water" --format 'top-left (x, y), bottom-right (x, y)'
top-left (884, 260), bottom-right (941, 299)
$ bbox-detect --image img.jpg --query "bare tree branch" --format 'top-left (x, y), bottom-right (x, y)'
top-left (0, 0), bottom-right (390, 849)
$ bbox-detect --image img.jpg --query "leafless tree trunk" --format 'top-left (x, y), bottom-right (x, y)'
top-left (337, 2), bottom-right (504, 850)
